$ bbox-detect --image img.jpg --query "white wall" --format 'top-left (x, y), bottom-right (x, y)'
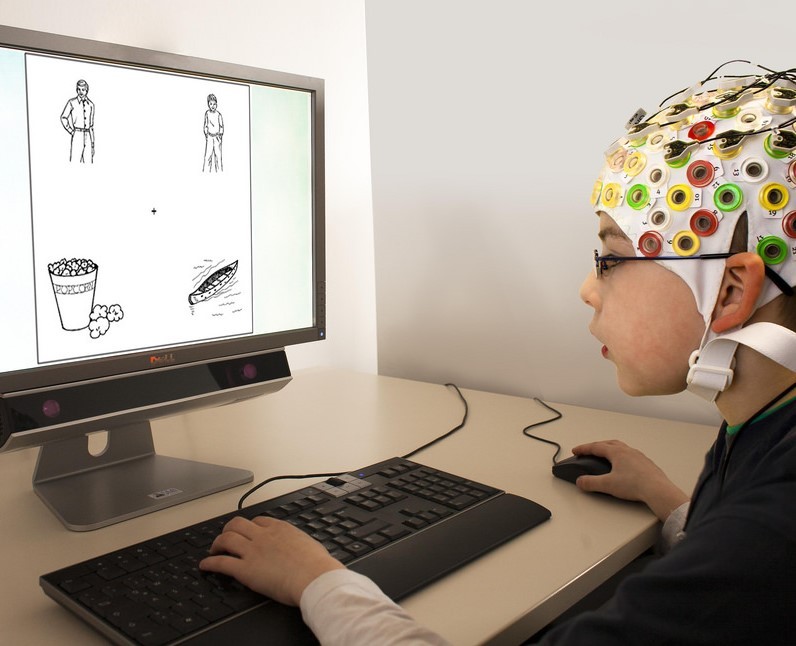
top-left (0, 0), bottom-right (378, 374)
top-left (365, 0), bottom-right (794, 425)
top-left (7, 1), bottom-right (789, 427)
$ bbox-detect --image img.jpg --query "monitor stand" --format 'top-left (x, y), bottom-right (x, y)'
top-left (32, 421), bottom-right (253, 531)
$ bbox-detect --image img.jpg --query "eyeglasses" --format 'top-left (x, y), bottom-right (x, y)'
top-left (593, 249), bottom-right (734, 278)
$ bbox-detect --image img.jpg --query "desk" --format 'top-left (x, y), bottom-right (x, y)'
top-left (0, 369), bottom-right (717, 645)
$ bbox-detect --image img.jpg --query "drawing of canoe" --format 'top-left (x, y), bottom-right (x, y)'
top-left (189, 260), bottom-right (238, 304)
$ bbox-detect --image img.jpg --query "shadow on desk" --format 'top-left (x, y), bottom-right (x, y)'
top-left (524, 548), bottom-right (657, 644)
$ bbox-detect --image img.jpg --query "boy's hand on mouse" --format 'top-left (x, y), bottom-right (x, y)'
top-left (199, 516), bottom-right (344, 606)
top-left (572, 440), bottom-right (689, 521)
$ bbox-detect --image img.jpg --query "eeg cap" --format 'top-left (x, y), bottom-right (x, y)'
top-left (593, 62), bottom-right (796, 401)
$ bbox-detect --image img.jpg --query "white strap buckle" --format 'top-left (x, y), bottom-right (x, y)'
top-left (686, 349), bottom-right (734, 391)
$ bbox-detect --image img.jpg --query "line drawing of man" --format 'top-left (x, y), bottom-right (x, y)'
top-left (203, 93), bottom-right (224, 172)
top-left (60, 79), bottom-right (95, 163)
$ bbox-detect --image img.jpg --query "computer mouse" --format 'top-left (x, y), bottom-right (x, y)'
top-left (552, 454), bottom-right (612, 483)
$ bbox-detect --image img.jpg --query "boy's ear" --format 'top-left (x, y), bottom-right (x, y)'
top-left (711, 252), bottom-right (766, 334)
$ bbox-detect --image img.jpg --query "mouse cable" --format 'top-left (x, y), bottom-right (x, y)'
top-left (522, 398), bottom-right (563, 465)
top-left (236, 382), bottom-right (468, 510)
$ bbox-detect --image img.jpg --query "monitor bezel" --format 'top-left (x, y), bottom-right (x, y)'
top-left (0, 24), bottom-right (325, 396)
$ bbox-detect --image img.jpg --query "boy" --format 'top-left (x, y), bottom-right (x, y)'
top-left (200, 64), bottom-right (796, 643)
top-left (203, 93), bottom-right (224, 172)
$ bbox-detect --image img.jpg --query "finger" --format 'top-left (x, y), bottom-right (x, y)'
top-left (207, 529), bottom-right (251, 557)
top-left (221, 516), bottom-right (261, 537)
top-left (573, 440), bottom-right (622, 458)
top-left (576, 474), bottom-right (609, 493)
top-left (251, 515), bottom-right (282, 529)
top-left (199, 554), bottom-right (249, 580)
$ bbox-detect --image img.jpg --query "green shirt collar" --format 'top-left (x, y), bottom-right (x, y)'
top-left (726, 395), bottom-right (796, 436)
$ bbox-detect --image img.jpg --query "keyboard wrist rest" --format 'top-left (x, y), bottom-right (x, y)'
top-left (349, 493), bottom-right (551, 600)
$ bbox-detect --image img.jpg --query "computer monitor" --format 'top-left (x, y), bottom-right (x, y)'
top-left (0, 25), bottom-right (325, 531)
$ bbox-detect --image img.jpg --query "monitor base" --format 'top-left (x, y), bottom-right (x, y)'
top-left (33, 421), bottom-right (253, 531)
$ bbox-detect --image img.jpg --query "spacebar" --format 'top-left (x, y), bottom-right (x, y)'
top-left (349, 493), bottom-right (551, 601)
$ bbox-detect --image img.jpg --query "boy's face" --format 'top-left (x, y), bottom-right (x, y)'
top-left (208, 100), bottom-right (217, 111)
top-left (580, 212), bottom-right (706, 397)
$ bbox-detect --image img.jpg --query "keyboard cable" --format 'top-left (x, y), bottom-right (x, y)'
top-left (237, 382), bottom-right (468, 510)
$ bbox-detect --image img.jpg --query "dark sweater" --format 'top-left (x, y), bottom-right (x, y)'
top-left (542, 398), bottom-right (796, 645)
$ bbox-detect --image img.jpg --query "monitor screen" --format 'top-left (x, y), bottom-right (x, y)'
top-left (0, 25), bottom-right (325, 530)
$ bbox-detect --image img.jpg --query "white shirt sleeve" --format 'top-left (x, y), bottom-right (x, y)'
top-left (660, 501), bottom-right (689, 553)
top-left (299, 569), bottom-right (451, 646)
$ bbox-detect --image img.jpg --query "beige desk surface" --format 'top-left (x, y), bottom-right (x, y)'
top-left (0, 368), bottom-right (717, 645)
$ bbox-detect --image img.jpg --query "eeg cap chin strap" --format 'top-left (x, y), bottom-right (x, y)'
top-left (687, 322), bottom-right (796, 402)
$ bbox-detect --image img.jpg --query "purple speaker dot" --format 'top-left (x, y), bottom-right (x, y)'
top-left (42, 399), bottom-right (61, 418)
top-left (242, 363), bottom-right (257, 380)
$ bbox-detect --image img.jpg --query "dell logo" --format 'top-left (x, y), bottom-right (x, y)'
top-left (149, 353), bottom-right (176, 366)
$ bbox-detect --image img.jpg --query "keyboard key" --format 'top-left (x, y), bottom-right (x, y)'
top-left (348, 519), bottom-right (389, 539)
top-left (124, 618), bottom-right (181, 645)
top-left (364, 534), bottom-right (389, 549)
top-left (380, 525), bottom-right (411, 541)
top-left (447, 494), bottom-right (477, 510)
top-left (343, 541), bottom-right (372, 558)
top-left (59, 577), bottom-right (92, 594)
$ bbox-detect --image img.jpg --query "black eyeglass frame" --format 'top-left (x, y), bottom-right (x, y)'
top-left (593, 249), bottom-right (735, 278)
top-left (593, 249), bottom-right (794, 296)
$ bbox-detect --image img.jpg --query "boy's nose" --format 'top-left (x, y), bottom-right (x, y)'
top-left (579, 270), bottom-right (598, 308)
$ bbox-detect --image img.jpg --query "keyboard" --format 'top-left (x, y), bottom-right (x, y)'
top-left (40, 456), bottom-right (551, 645)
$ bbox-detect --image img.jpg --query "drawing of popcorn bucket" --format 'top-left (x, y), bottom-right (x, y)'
top-left (49, 258), bottom-right (98, 331)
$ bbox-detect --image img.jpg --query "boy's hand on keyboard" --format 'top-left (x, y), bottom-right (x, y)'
top-left (199, 515), bottom-right (345, 606)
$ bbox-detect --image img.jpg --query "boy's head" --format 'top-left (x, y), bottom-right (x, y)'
top-left (207, 93), bottom-right (217, 110)
top-left (590, 62), bottom-right (796, 400)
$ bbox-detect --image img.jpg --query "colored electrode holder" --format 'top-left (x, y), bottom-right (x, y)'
top-left (647, 131), bottom-right (671, 151)
top-left (764, 134), bottom-right (791, 159)
top-left (673, 230), bottom-right (700, 256)
top-left (666, 184), bottom-right (693, 211)
top-left (623, 151), bottom-right (646, 177)
top-left (663, 140), bottom-right (693, 167)
top-left (648, 165), bottom-right (669, 187)
top-left (648, 208), bottom-right (671, 230)
top-left (740, 158), bottom-right (769, 183)
top-left (788, 159), bottom-right (796, 185)
top-left (713, 183), bottom-right (744, 211)
top-left (714, 131), bottom-right (746, 159)
top-left (686, 159), bottom-right (715, 187)
top-left (590, 180), bottom-right (603, 207)
top-left (783, 211), bottom-right (796, 238)
top-left (759, 182), bottom-right (790, 211)
top-left (601, 183), bottom-right (622, 208)
top-left (765, 86), bottom-right (796, 114)
top-left (638, 230), bottom-right (664, 256)
top-left (712, 103), bottom-right (741, 119)
top-left (690, 209), bottom-right (720, 236)
top-left (608, 149), bottom-right (627, 172)
top-left (627, 184), bottom-right (650, 210)
top-left (688, 120), bottom-right (716, 141)
top-left (757, 236), bottom-right (788, 264)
